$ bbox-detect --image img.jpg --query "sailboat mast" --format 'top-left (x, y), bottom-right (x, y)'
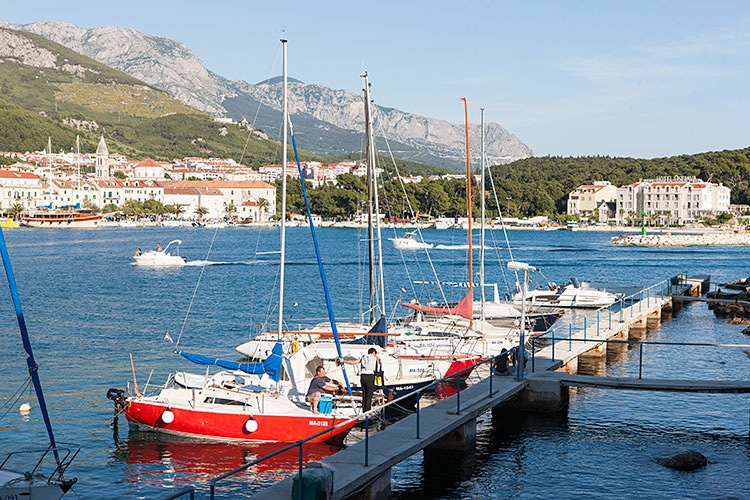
top-left (364, 73), bottom-right (375, 323)
top-left (461, 98), bottom-right (473, 329)
top-left (278, 39), bottom-right (288, 339)
top-left (76, 135), bottom-right (81, 207)
top-left (0, 228), bottom-right (61, 465)
top-left (364, 73), bottom-right (386, 317)
top-left (47, 137), bottom-right (52, 182)
top-left (480, 109), bottom-right (486, 322)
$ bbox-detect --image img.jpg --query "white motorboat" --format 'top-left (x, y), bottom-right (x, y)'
top-left (514, 278), bottom-right (621, 308)
top-left (133, 240), bottom-right (186, 267)
top-left (390, 231), bottom-right (433, 250)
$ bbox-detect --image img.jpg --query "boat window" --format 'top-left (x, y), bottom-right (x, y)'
top-left (212, 398), bottom-right (245, 406)
top-left (203, 397), bottom-right (214, 404)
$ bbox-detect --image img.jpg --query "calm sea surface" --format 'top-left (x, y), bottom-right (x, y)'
top-left (0, 227), bottom-right (748, 499)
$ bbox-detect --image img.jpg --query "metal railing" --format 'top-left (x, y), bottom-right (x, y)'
top-left (162, 487), bottom-right (195, 500)
top-left (207, 354), bottom-right (504, 500)
top-left (530, 336), bottom-right (750, 379)
top-left (534, 278), bottom-right (674, 360)
top-left (0, 442), bottom-right (79, 481)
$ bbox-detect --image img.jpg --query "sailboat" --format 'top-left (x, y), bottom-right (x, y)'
top-left (0, 227), bottom-right (78, 498)
top-left (119, 39), bottom-right (357, 445)
top-left (21, 136), bottom-right (102, 229)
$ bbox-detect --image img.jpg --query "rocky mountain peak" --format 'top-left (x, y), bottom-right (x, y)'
top-left (1, 21), bottom-right (533, 167)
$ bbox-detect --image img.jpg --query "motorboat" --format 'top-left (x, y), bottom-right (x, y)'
top-left (432, 218), bottom-right (454, 230)
top-left (390, 231), bottom-right (433, 250)
top-left (0, 218), bottom-right (19, 228)
top-left (514, 277), bottom-right (621, 308)
top-left (133, 240), bottom-right (186, 267)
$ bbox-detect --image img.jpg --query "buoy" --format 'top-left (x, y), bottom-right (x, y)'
top-left (161, 409), bottom-right (174, 424)
top-left (19, 402), bottom-right (31, 413)
top-left (244, 418), bottom-right (258, 433)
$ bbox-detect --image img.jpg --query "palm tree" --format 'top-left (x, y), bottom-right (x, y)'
top-left (224, 201), bottom-right (237, 221)
top-left (7, 203), bottom-right (24, 221)
top-left (195, 206), bottom-right (209, 220)
top-left (258, 198), bottom-right (270, 222)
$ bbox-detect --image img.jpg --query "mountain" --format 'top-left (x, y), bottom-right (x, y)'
top-left (0, 26), bottom-right (298, 164)
top-left (1, 21), bottom-right (533, 169)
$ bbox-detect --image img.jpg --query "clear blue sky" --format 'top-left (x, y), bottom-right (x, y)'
top-left (5, 0), bottom-right (750, 158)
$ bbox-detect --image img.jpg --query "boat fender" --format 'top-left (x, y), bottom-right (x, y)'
top-left (244, 418), bottom-right (258, 433)
top-left (161, 409), bottom-right (175, 424)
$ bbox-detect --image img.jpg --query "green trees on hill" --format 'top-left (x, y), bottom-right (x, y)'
top-left (271, 148), bottom-right (750, 220)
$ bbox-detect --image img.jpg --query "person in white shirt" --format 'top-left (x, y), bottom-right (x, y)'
top-left (339, 347), bottom-right (380, 412)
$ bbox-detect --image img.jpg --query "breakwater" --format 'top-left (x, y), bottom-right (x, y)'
top-left (612, 232), bottom-right (750, 246)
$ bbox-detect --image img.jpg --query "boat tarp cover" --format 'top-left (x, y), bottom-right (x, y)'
top-left (400, 290), bottom-right (473, 319)
top-left (177, 341), bottom-right (284, 382)
top-left (344, 316), bottom-right (388, 348)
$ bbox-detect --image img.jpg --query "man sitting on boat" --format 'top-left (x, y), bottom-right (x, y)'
top-left (134, 248), bottom-right (142, 257)
top-left (306, 366), bottom-right (343, 414)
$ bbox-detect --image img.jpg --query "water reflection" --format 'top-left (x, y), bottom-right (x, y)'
top-left (115, 430), bottom-right (338, 492)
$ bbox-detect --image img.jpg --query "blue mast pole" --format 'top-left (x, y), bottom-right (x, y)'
top-left (288, 118), bottom-right (353, 398)
top-left (0, 227), bottom-right (60, 464)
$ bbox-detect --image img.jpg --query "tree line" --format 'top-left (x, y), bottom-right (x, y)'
top-left (275, 148), bottom-right (750, 219)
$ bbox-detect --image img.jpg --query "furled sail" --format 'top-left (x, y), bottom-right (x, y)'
top-left (344, 315), bottom-right (388, 348)
top-left (177, 341), bottom-right (283, 382)
top-left (400, 290), bottom-right (473, 320)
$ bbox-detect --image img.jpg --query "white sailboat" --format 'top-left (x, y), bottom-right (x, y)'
top-left (120, 39), bottom-right (358, 444)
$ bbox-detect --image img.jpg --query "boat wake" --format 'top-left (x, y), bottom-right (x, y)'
top-left (434, 244), bottom-right (501, 250)
top-left (184, 260), bottom-right (261, 266)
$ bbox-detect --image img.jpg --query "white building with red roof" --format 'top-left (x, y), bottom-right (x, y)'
top-left (616, 176), bottom-right (730, 225)
top-left (132, 158), bottom-right (168, 180)
top-left (163, 185), bottom-right (224, 220)
top-left (164, 180), bottom-right (276, 221)
top-left (0, 170), bottom-right (43, 210)
top-left (567, 181), bottom-right (617, 217)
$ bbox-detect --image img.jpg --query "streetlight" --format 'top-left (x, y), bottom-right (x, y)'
top-left (507, 261), bottom-right (536, 380)
top-left (506, 196), bottom-right (512, 215)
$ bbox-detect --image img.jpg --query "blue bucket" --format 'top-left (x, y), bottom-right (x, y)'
top-left (319, 394), bottom-right (333, 414)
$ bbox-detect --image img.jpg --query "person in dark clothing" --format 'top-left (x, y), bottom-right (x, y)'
top-left (493, 348), bottom-right (513, 376)
top-left (306, 366), bottom-right (342, 414)
top-left (339, 347), bottom-right (380, 412)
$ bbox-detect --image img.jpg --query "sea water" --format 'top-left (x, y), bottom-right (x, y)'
top-left (0, 227), bottom-right (748, 499)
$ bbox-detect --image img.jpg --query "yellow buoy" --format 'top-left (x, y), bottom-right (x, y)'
top-left (19, 402), bottom-right (31, 413)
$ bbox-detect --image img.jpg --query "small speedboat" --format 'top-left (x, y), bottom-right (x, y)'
top-left (390, 231), bottom-right (433, 250)
top-left (133, 240), bottom-right (186, 267)
top-left (514, 277), bottom-right (621, 309)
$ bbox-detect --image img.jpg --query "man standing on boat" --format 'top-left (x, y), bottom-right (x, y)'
top-left (306, 366), bottom-right (342, 414)
top-left (339, 347), bottom-right (380, 412)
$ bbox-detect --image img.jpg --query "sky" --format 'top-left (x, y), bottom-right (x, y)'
top-left (4, 0), bottom-right (750, 159)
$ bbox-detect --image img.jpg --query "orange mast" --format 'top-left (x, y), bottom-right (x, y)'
top-left (460, 97), bottom-right (473, 328)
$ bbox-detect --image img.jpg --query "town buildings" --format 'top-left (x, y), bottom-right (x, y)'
top-left (566, 181), bottom-right (617, 219)
top-left (615, 176), bottom-right (731, 225)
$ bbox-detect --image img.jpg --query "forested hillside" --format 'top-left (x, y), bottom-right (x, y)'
top-left (278, 148), bottom-right (750, 219)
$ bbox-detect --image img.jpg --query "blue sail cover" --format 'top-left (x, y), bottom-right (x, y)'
top-left (345, 316), bottom-right (388, 348)
top-left (177, 341), bottom-right (284, 382)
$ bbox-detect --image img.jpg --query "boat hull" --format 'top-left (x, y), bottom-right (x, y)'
top-left (20, 214), bottom-right (102, 229)
top-left (125, 401), bottom-right (355, 445)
